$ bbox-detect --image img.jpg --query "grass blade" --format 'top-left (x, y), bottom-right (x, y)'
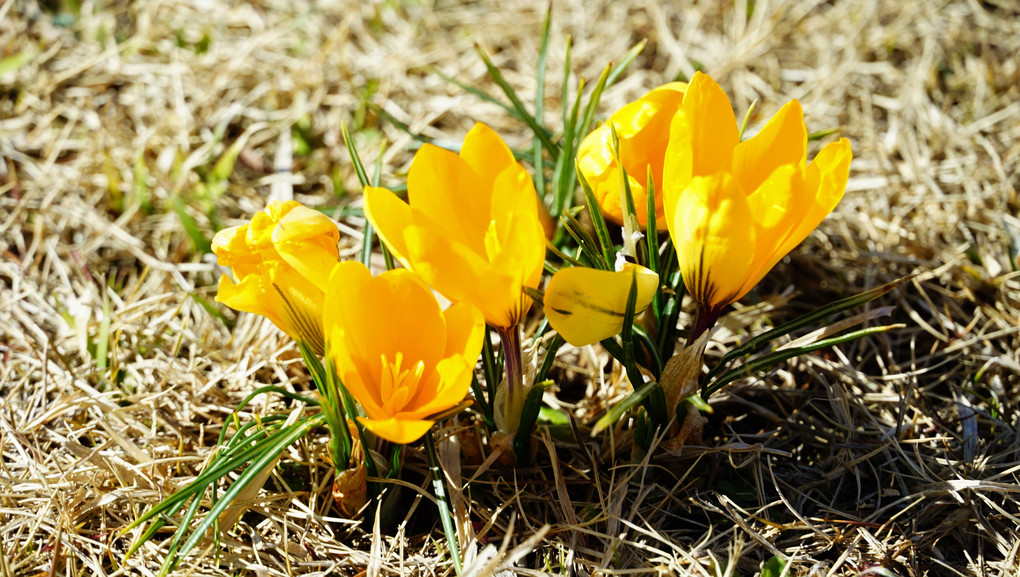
top-left (536, 334), bottom-right (565, 383)
top-left (424, 431), bottom-right (462, 575)
top-left (481, 326), bottom-right (500, 422)
top-left (591, 382), bottom-right (662, 436)
top-left (605, 40), bottom-right (646, 87)
top-left (545, 240), bottom-right (586, 268)
top-left (577, 164), bottom-right (615, 269)
top-left (172, 416), bottom-right (326, 569)
top-left (707, 275), bottom-right (912, 378)
top-left (469, 373), bottom-right (494, 430)
top-left (430, 66), bottom-right (521, 120)
top-left (342, 122), bottom-right (371, 188)
top-left (171, 194), bottom-right (211, 253)
top-left (513, 381), bottom-right (548, 465)
top-left (474, 44), bottom-right (558, 156)
top-left (532, 3), bottom-right (552, 196)
top-left (551, 75), bottom-right (585, 219)
top-left (704, 324), bottom-right (904, 396)
top-left (610, 125), bottom-right (640, 260)
top-left (560, 209), bottom-right (610, 271)
top-left (644, 166), bottom-right (659, 274)
top-left (631, 323), bottom-right (663, 377)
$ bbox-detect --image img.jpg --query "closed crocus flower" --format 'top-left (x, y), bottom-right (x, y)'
top-left (213, 200), bottom-right (341, 353)
top-left (577, 82), bottom-right (686, 230)
top-left (544, 263), bottom-right (659, 346)
top-left (663, 72), bottom-right (852, 328)
top-left (324, 262), bottom-right (485, 444)
top-left (364, 123), bottom-right (546, 329)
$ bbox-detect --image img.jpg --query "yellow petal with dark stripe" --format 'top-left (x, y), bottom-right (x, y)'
top-left (545, 263), bottom-right (659, 346)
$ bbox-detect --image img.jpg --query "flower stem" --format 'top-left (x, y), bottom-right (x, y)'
top-left (687, 306), bottom-right (722, 346)
top-left (424, 431), bottom-right (462, 575)
top-left (496, 325), bottom-right (524, 400)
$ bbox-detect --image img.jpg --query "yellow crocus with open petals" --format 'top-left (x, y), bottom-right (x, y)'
top-left (577, 82), bottom-right (687, 230)
top-left (324, 262), bottom-right (485, 444)
top-left (664, 72), bottom-right (852, 321)
top-left (213, 200), bottom-right (341, 353)
top-left (364, 123), bottom-right (547, 329)
top-left (544, 263), bottom-right (660, 347)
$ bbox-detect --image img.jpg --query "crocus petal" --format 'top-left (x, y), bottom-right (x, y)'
top-left (402, 212), bottom-right (543, 329)
top-left (783, 138), bottom-right (853, 253)
top-left (248, 201), bottom-right (300, 252)
top-left (404, 358), bottom-right (472, 420)
top-left (217, 264), bottom-right (325, 350)
top-left (493, 206), bottom-right (548, 288)
top-left (664, 73), bottom-right (739, 224)
top-left (577, 82), bottom-right (685, 229)
top-left (324, 262), bottom-right (385, 416)
top-left (365, 269), bottom-right (447, 375)
top-left (576, 125), bottom-right (615, 187)
top-left (442, 302), bottom-right (487, 366)
top-left (212, 200), bottom-right (340, 353)
top-left (681, 72), bottom-right (739, 178)
top-left (663, 74), bottom-right (741, 227)
top-left (661, 73), bottom-right (852, 314)
top-left (460, 122), bottom-right (518, 192)
top-left (479, 210), bottom-right (548, 326)
top-left (490, 162), bottom-right (540, 235)
top-left (265, 200), bottom-right (301, 222)
top-left (407, 143), bottom-right (489, 255)
top-left (211, 224), bottom-right (250, 266)
top-left (545, 263), bottom-right (660, 346)
top-left (738, 164), bottom-right (805, 299)
top-left (671, 173), bottom-right (754, 310)
top-left (216, 273), bottom-right (280, 327)
top-left (358, 417), bottom-right (436, 445)
top-left (616, 82), bottom-right (687, 190)
top-left (402, 223), bottom-right (495, 316)
top-left (328, 263), bottom-right (447, 405)
top-left (273, 205), bottom-right (341, 290)
top-left (363, 186), bottom-right (414, 267)
top-left (731, 99), bottom-right (807, 196)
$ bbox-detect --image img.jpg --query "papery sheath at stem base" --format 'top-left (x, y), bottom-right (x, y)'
top-left (333, 428), bottom-right (367, 518)
top-left (497, 325), bottom-right (524, 407)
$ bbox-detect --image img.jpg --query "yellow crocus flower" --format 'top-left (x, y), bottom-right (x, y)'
top-left (212, 200), bottom-right (341, 353)
top-left (544, 263), bottom-right (659, 347)
top-left (577, 82), bottom-right (687, 230)
top-left (323, 261), bottom-right (485, 444)
top-left (664, 72), bottom-right (852, 323)
top-left (364, 123), bottom-right (547, 329)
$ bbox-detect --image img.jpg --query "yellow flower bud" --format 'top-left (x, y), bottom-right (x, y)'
top-left (212, 201), bottom-right (341, 353)
top-left (544, 263), bottom-right (659, 346)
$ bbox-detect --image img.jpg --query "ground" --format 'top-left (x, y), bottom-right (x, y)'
top-left (1, 0), bottom-right (1019, 575)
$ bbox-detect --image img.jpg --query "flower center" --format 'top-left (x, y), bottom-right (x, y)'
top-left (378, 352), bottom-right (425, 415)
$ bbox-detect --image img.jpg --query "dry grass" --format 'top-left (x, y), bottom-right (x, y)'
top-left (2, 0), bottom-right (1020, 575)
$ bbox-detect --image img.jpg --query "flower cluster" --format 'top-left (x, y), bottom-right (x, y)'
top-left (211, 72), bottom-right (851, 449)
